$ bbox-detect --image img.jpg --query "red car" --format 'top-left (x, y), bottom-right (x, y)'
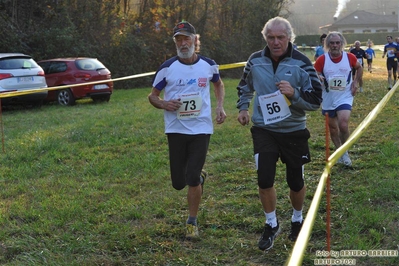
top-left (38, 58), bottom-right (113, 106)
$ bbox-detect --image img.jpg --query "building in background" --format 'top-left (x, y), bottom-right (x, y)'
top-left (288, 0), bottom-right (398, 35)
top-left (319, 10), bottom-right (398, 34)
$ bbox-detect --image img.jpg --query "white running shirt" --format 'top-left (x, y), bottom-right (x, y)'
top-left (322, 52), bottom-right (354, 110)
top-left (152, 55), bottom-right (220, 134)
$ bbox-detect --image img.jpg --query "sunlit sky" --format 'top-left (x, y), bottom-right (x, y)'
top-left (291, 0), bottom-right (398, 18)
top-left (288, 0), bottom-right (398, 34)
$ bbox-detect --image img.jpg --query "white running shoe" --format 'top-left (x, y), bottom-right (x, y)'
top-left (338, 151), bottom-right (352, 167)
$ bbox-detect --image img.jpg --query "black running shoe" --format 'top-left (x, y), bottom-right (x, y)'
top-left (288, 221), bottom-right (303, 241)
top-left (258, 222), bottom-right (280, 251)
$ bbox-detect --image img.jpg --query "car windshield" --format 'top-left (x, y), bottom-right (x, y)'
top-left (0, 57), bottom-right (40, 70)
top-left (75, 59), bottom-right (106, 71)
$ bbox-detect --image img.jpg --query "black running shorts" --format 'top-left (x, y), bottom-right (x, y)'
top-left (250, 126), bottom-right (311, 168)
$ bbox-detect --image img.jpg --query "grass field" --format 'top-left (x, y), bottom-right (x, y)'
top-left (0, 51), bottom-right (398, 265)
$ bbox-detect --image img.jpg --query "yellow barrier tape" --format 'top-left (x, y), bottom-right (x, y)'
top-left (219, 62), bottom-right (246, 70)
top-left (0, 73), bottom-right (155, 98)
top-left (0, 88), bottom-right (48, 98)
top-left (286, 80), bottom-right (398, 266)
top-left (0, 62), bottom-right (247, 99)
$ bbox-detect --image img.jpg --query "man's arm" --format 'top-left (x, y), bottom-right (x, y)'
top-left (148, 88), bottom-right (164, 109)
top-left (148, 88), bottom-right (182, 111)
top-left (236, 63), bottom-right (252, 126)
top-left (296, 55), bottom-right (323, 108)
top-left (213, 79), bottom-right (227, 124)
top-left (382, 47), bottom-right (387, 58)
top-left (352, 62), bottom-right (363, 95)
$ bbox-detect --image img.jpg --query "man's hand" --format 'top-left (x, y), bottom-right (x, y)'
top-left (162, 99), bottom-right (182, 111)
top-left (215, 107), bottom-right (227, 124)
top-left (276, 80), bottom-right (295, 98)
top-left (237, 110), bottom-right (250, 126)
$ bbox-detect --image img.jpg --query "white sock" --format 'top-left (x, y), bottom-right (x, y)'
top-left (264, 210), bottom-right (277, 228)
top-left (292, 208), bottom-right (303, 223)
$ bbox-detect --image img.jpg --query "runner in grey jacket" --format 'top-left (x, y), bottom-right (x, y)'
top-left (237, 42), bottom-right (322, 133)
top-left (236, 16), bottom-right (322, 252)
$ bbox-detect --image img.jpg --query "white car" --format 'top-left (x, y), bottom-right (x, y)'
top-left (0, 53), bottom-right (48, 106)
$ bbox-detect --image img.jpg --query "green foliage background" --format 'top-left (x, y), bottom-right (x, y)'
top-left (0, 0), bottom-right (293, 88)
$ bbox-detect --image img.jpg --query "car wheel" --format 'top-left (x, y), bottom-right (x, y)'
top-left (91, 95), bottom-right (111, 102)
top-left (57, 89), bottom-right (76, 106)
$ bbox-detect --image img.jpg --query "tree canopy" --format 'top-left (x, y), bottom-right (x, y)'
top-left (0, 0), bottom-right (291, 87)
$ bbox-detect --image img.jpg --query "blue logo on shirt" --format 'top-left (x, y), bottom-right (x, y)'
top-left (187, 79), bottom-right (197, 85)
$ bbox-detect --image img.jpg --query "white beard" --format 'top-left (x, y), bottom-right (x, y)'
top-left (177, 44), bottom-right (195, 59)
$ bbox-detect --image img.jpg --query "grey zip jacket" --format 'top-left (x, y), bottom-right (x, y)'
top-left (237, 42), bottom-right (323, 133)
